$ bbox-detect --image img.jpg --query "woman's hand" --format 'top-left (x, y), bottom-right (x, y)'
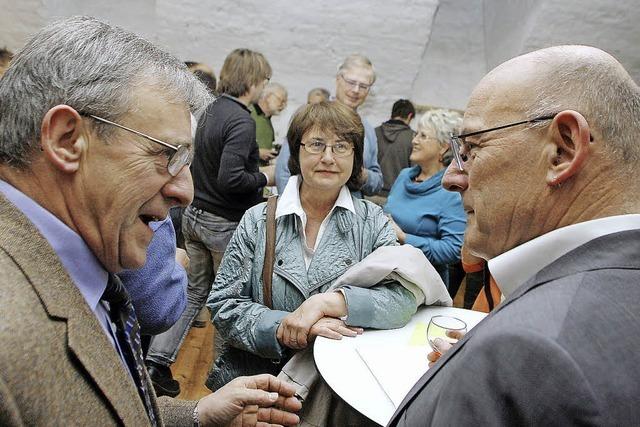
top-left (388, 216), bottom-right (406, 244)
top-left (276, 293), bottom-right (348, 350)
top-left (309, 317), bottom-right (363, 341)
top-left (277, 298), bottom-right (325, 350)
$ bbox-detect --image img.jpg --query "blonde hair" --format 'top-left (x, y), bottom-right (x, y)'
top-left (217, 48), bottom-right (272, 97)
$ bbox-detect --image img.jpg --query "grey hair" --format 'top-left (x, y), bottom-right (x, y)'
top-left (0, 16), bottom-right (213, 168)
top-left (337, 54), bottom-right (376, 85)
top-left (259, 82), bottom-right (287, 100)
top-left (525, 46), bottom-right (640, 169)
top-left (307, 87), bottom-right (330, 102)
top-left (418, 109), bottom-right (463, 146)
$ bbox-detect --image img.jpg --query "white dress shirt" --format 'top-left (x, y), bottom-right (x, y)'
top-left (276, 175), bottom-right (355, 269)
top-left (489, 214), bottom-right (640, 297)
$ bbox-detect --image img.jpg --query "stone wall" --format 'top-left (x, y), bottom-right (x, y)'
top-left (1, 0), bottom-right (638, 136)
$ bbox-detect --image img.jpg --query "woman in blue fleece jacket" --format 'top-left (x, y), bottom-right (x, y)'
top-left (384, 109), bottom-right (466, 287)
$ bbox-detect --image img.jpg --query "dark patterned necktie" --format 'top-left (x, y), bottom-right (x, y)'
top-left (103, 273), bottom-right (157, 426)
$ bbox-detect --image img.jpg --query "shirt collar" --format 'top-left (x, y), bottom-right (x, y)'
top-left (275, 175), bottom-right (355, 222)
top-left (0, 180), bottom-right (109, 311)
top-left (489, 214), bottom-right (640, 297)
top-left (221, 94), bottom-right (251, 113)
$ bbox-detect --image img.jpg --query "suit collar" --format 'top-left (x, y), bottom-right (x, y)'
top-left (0, 194), bottom-right (151, 425)
top-left (388, 229), bottom-right (640, 426)
top-left (489, 215), bottom-right (640, 297)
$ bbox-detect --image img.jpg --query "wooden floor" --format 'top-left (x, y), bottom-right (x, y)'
top-left (172, 322), bottom-right (216, 400)
top-left (171, 281), bottom-right (468, 399)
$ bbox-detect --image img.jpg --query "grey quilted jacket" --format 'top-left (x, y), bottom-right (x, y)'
top-left (206, 196), bottom-right (418, 389)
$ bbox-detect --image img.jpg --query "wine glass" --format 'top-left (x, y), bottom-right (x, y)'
top-left (427, 315), bottom-right (467, 355)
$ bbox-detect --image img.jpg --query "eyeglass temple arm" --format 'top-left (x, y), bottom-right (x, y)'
top-left (456, 115), bottom-right (557, 139)
top-left (87, 114), bottom-right (179, 151)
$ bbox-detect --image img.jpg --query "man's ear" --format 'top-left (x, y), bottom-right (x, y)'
top-left (408, 112), bottom-right (414, 121)
top-left (40, 105), bottom-right (86, 174)
top-left (545, 110), bottom-right (591, 186)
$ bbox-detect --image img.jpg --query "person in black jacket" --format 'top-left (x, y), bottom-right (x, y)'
top-left (146, 48), bottom-right (274, 397)
top-left (375, 99), bottom-right (415, 199)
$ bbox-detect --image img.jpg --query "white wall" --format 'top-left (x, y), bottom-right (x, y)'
top-left (1, 0), bottom-right (639, 136)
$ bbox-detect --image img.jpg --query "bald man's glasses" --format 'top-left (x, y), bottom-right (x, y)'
top-left (85, 114), bottom-right (193, 176)
top-left (449, 115), bottom-right (557, 171)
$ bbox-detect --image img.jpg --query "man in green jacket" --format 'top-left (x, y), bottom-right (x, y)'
top-left (250, 82), bottom-right (288, 165)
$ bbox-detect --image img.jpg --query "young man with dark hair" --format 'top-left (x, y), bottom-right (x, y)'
top-left (375, 99), bottom-right (415, 197)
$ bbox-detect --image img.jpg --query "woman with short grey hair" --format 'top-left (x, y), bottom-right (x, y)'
top-left (384, 109), bottom-right (467, 290)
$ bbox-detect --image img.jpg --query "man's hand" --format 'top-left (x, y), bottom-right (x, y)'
top-left (358, 167), bottom-right (368, 187)
top-left (196, 374), bottom-right (302, 427)
top-left (427, 330), bottom-right (465, 367)
top-left (276, 293), bottom-right (347, 350)
top-left (308, 317), bottom-right (363, 341)
top-left (259, 148), bottom-right (277, 162)
top-left (175, 248), bottom-right (189, 269)
top-left (259, 165), bottom-right (276, 186)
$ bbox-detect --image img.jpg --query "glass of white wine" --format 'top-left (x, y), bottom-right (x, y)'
top-left (427, 315), bottom-right (467, 355)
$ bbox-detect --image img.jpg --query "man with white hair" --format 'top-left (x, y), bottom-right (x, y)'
top-left (251, 82), bottom-right (288, 164)
top-left (275, 54), bottom-right (383, 195)
top-left (389, 45), bottom-right (640, 426)
top-left (0, 16), bottom-right (300, 426)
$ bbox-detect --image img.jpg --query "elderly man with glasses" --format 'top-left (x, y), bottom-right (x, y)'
top-left (389, 45), bottom-right (640, 426)
top-left (0, 17), bottom-right (300, 426)
top-left (250, 82), bottom-right (288, 165)
top-left (275, 54), bottom-right (383, 196)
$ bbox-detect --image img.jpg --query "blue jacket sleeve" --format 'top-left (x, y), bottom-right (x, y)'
top-left (119, 216), bottom-right (187, 335)
top-left (275, 140), bottom-right (291, 195)
top-left (359, 118), bottom-right (383, 195)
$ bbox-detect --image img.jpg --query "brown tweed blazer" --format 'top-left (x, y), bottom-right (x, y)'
top-left (0, 195), bottom-right (196, 426)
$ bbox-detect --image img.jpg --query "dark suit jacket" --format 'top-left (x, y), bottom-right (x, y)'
top-left (389, 229), bottom-right (640, 426)
top-left (0, 195), bottom-right (194, 425)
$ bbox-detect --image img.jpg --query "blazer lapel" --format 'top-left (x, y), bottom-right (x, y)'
top-left (0, 196), bottom-right (148, 425)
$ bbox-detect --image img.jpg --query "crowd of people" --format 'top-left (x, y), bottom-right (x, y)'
top-left (1, 14), bottom-right (639, 427)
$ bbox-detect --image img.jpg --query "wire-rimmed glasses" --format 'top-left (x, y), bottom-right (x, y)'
top-left (300, 140), bottom-right (354, 157)
top-left (85, 114), bottom-right (193, 176)
top-left (449, 115), bottom-right (557, 171)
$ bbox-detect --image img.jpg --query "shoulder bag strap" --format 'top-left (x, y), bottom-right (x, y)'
top-left (262, 196), bottom-right (278, 309)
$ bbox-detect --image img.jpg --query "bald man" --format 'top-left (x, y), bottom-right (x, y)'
top-left (389, 45), bottom-right (640, 426)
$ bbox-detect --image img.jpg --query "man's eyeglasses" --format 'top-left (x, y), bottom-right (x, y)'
top-left (339, 74), bottom-right (372, 92)
top-left (300, 139), bottom-right (354, 157)
top-left (449, 114), bottom-right (557, 171)
top-left (85, 114), bottom-right (193, 176)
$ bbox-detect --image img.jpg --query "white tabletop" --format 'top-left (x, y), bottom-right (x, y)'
top-left (314, 306), bottom-right (487, 426)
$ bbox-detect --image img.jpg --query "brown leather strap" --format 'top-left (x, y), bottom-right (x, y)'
top-left (262, 196), bottom-right (278, 309)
